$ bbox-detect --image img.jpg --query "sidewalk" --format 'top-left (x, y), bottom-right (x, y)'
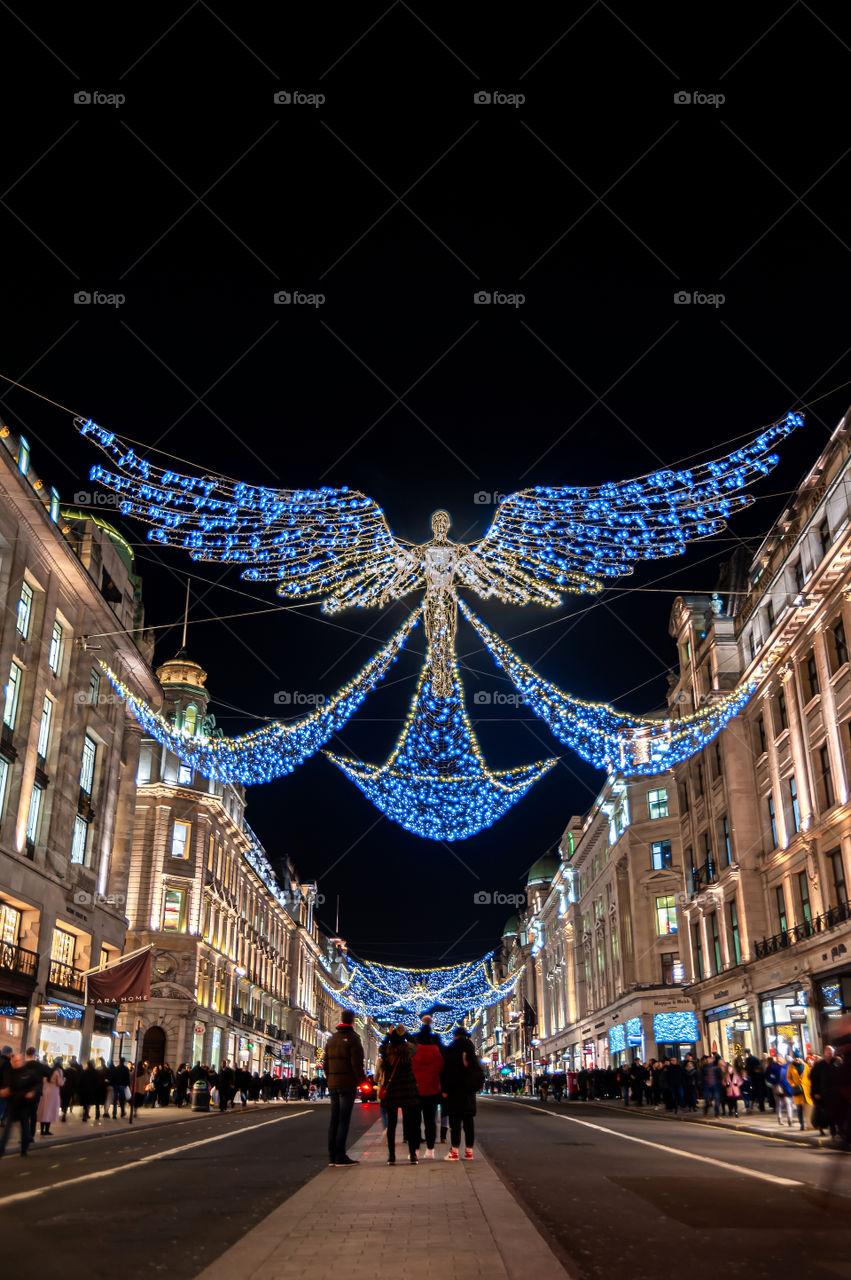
top-left (486, 1093), bottom-right (841, 1148)
top-left (24, 1097), bottom-right (303, 1149)
top-left (196, 1118), bottom-right (575, 1280)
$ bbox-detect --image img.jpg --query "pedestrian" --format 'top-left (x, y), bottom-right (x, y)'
top-left (0, 1045), bottom-right (11, 1126)
top-left (722, 1061), bottom-right (743, 1116)
top-left (37, 1058), bottom-right (64, 1135)
top-left (174, 1062), bottom-right (190, 1108)
top-left (380, 1025), bottom-right (422, 1165)
top-left (157, 1062), bottom-right (174, 1107)
top-left (700, 1054), bottom-right (722, 1118)
top-left (810, 1046), bottom-right (842, 1137)
top-left (766, 1055), bottom-right (795, 1126)
top-left (24, 1047), bottom-right (47, 1140)
top-left (411, 1018), bottom-right (444, 1160)
top-left (61, 1057), bottom-right (80, 1121)
top-left (217, 1060), bottom-right (235, 1112)
top-left (786, 1051), bottom-right (811, 1131)
top-left (322, 1009), bottom-right (366, 1167)
top-left (0, 1050), bottom-right (42, 1157)
top-left (441, 1025), bottom-right (484, 1163)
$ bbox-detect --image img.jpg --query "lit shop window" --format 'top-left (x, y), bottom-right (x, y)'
top-left (163, 887), bottom-right (186, 932)
top-left (655, 894), bottom-right (678, 935)
top-left (171, 820), bottom-right (191, 859)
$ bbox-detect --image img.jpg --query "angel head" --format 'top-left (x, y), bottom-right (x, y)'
top-left (430, 509), bottom-right (451, 542)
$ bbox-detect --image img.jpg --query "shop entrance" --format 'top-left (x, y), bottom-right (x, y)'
top-left (142, 1025), bottom-right (166, 1066)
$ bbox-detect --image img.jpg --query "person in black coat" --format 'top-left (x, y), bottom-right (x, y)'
top-left (810, 1047), bottom-right (843, 1137)
top-left (79, 1061), bottom-right (99, 1122)
top-left (217, 1060), bottom-right (235, 1112)
top-left (440, 1026), bottom-right (482, 1161)
top-left (380, 1027), bottom-right (422, 1165)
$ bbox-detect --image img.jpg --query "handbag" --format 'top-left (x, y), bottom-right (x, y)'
top-left (378, 1057), bottom-right (400, 1101)
top-left (124, 1086), bottom-right (132, 1101)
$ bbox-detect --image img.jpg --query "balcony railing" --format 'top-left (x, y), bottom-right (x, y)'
top-left (0, 941), bottom-right (38, 980)
top-left (689, 859), bottom-right (717, 893)
top-left (754, 900), bottom-right (851, 959)
top-left (47, 959), bottom-right (85, 993)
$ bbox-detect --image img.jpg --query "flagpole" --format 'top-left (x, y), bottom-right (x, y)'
top-left (129, 1017), bottom-right (143, 1126)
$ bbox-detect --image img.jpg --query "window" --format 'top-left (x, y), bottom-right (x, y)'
top-left (718, 814), bottom-right (732, 866)
top-left (818, 519), bottom-right (831, 557)
top-left (678, 781), bottom-right (689, 813)
top-left (171, 820), bottom-right (191, 859)
top-left (805, 652), bottom-right (820, 701)
top-left (651, 839), bottom-right (673, 870)
top-left (207, 834), bottom-right (215, 871)
top-left (819, 744), bottom-right (835, 810)
top-left (177, 763), bottom-right (193, 785)
top-left (709, 912), bottom-right (722, 974)
top-left (661, 952), bottom-right (684, 985)
top-left (696, 762), bottom-right (705, 797)
top-left (17, 436), bottom-right (30, 476)
top-left (789, 775), bottom-right (801, 833)
top-left (88, 666), bottom-right (101, 704)
top-left (693, 922), bottom-right (704, 981)
top-left (713, 740), bottom-right (722, 780)
top-left (0, 903), bottom-right (20, 946)
top-left (728, 900), bottom-right (742, 965)
top-left (0, 756), bottom-right (9, 824)
top-left (655, 894), bottom-right (678, 935)
top-left (647, 789), bottom-right (669, 820)
top-left (777, 689), bottom-right (788, 732)
top-left (685, 845), bottom-right (696, 893)
top-left (37, 695), bottom-right (52, 761)
top-left (48, 621), bottom-right (63, 673)
top-left (766, 599), bottom-right (775, 630)
top-left (51, 927), bottom-right (75, 966)
top-left (748, 632), bottom-right (757, 663)
top-left (70, 814), bottom-right (89, 865)
top-left (767, 794), bottom-right (778, 848)
top-left (794, 560), bottom-right (805, 594)
top-left (16, 581), bottom-right (33, 638)
top-left (162, 888), bottom-right (186, 932)
top-left (829, 848), bottom-right (847, 905)
top-left (183, 705), bottom-right (197, 736)
top-left (797, 870), bottom-right (812, 927)
top-left (3, 663), bottom-right (22, 730)
top-left (833, 619), bottom-right (848, 671)
top-left (50, 487), bottom-right (60, 522)
top-left (26, 784), bottom-right (43, 843)
top-left (756, 714), bottom-right (767, 756)
top-left (79, 735), bottom-right (97, 795)
top-left (776, 885), bottom-right (788, 935)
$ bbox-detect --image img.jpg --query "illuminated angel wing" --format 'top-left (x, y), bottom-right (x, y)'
top-left (77, 419), bottom-right (423, 614)
top-left (470, 414), bottom-right (802, 605)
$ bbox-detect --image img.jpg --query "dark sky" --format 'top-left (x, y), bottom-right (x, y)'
top-left (3, 3), bottom-right (850, 965)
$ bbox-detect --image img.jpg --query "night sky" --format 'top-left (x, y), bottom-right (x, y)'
top-left (2, 4), bottom-right (849, 965)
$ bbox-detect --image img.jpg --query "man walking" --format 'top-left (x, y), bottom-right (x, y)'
top-left (0, 1050), bottom-right (43, 1157)
top-left (110, 1057), bottom-right (130, 1119)
top-left (322, 1009), bottom-right (365, 1167)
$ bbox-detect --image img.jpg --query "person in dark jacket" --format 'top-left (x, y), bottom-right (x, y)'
top-left (411, 1020), bottom-right (444, 1159)
top-left (321, 1010), bottom-right (366, 1166)
top-left (441, 1026), bottom-right (482, 1161)
top-left (0, 1051), bottom-right (43, 1156)
top-left (810, 1046), bottom-right (843, 1137)
top-left (380, 1026), bottom-right (421, 1165)
top-left (174, 1063), bottom-right (190, 1108)
top-left (110, 1057), bottom-right (131, 1118)
top-left (79, 1061), bottom-right (100, 1122)
top-left (217, 1060), bottom-right (235, 1112)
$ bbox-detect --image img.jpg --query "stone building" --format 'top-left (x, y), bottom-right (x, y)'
top-left (0, 424), bottom-right (158, 1062)
top-left (120, 646), bottom-right (353, 1076)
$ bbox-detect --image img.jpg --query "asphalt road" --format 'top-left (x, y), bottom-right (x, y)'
top-left (477, 1098), bottom-right (851, 1280)
top-left (0, 1100), bottom-right (375, 1278)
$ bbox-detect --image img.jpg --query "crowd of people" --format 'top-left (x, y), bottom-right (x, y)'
top-left (322, 1011), bottom-right (483, 1166)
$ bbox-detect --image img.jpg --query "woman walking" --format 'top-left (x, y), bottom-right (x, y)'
top-left (722, 1062), bottom-right (743, 1117)
top-left (411, 1018), bottom-right (444, 1160)
top-left (786, 1052), bottom-right (811, 1131)
top-left (379, 1026), bottom-right (421, 1165)
top-left (37, 1058), bottom-right (64, 1135)
top-left (441, 1026), bottom-right (484, 1162)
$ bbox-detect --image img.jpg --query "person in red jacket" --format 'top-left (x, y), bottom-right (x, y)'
top-left (411, 1016), bottom-right (445, 1160)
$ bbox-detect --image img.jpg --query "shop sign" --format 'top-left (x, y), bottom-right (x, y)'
top-left (281, 1040), bottom-right (293, 1055)
top-left (788, 1006), bottom-right (808, 1021)
top-left (732, 1020), bottom-right (751, 1030)
top-left (39, 1004), bottom-right (83, 1025)
top-left (194, 1024), bottom-right (205, 1035)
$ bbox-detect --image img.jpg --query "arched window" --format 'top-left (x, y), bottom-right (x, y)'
top-left (183, 704), bottom-right (197, 736)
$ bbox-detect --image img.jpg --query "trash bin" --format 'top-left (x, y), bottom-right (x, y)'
top-left (191, 1080), bottom-right (210, 1112)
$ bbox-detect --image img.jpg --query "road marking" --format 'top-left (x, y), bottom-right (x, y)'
top-left (0, 1110), bottom-right (311, 1207)
top-left (501, 1102), bottom-right (802, 1187)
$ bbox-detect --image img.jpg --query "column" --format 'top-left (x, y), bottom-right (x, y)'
top-left (813, 625), bottom-right (848, 803)
top-left (763, 691), bottom-right (789, 849)
top-left (784, 665), bottom-right (815, 833)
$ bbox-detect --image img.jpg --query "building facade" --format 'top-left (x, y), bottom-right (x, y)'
top-left (0, 425), bottom-right (159, 1063)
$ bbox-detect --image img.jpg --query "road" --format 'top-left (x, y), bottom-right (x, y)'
top-left (2, 1096), bottom-right (851, 1279)
top-left (478, 1097), bottom-right (851, 1280)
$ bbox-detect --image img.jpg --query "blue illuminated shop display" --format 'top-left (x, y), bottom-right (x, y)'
top-left (653, 1010), bottom-right (699, 1044)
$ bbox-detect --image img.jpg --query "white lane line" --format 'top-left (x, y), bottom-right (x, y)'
top-left (0, 1110), bottom-right (311, 1207)
top-left (501, 1102), bottom-right (802, 1187)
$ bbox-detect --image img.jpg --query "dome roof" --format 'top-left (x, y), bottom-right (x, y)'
top-left (526, 851), bottom-right (560, 886)
top-left (502, 915), bottom-right (519, 938)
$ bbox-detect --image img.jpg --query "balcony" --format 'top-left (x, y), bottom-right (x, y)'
top-left (754, 900), bottom-right (851, 959)
top-left (0, 941), bottom-right (38, 982)
top-left (47, 959), bottom-right (85, 994)
top-left (687, 859), bottom-right (717, 894)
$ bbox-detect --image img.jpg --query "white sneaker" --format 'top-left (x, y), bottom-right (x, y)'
top-left (425, 1148), bottom-right (435, 1159)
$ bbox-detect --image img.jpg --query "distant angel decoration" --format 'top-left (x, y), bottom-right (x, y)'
top-left (78, 412), bottom-right (801, 840)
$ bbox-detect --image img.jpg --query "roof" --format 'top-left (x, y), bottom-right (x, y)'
top-left (526, 851), bottom-right (560, 886)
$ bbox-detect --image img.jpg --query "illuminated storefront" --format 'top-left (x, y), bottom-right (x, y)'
top-left (760, 989), bottom-right (813, 1059)
top-left (37, 1003), bottom-right (83, 1061)
top-left (0, 1004), bottom-right (28, 1054)
top-left (652, 1010), bottom-right (699, 1058)
top-left (191, 1021), bottom-right (206, 1064)
top-left (210, 1025), bottom-right (222, 1066)
top-left (705, 1001), bottom-right (755, 1063)
top-left (608, 1017), bottom-right (644, 1064)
